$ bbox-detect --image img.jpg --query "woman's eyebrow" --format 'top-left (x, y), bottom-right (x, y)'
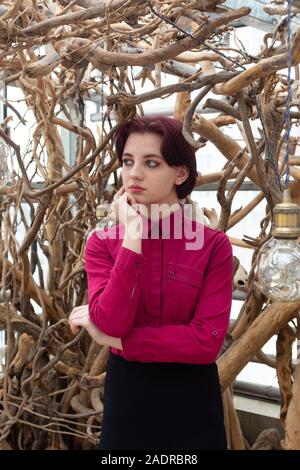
top-left (122, 152), bottom-right (163, 160)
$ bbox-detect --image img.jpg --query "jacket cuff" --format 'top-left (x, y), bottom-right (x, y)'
top-left (121, 328), bottom-right (144, 361)
top-left (114, 246), bottom-right (146, 273)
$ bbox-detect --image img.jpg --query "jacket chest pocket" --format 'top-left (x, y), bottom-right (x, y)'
top-left (164, 262), bottom-right (203, 323)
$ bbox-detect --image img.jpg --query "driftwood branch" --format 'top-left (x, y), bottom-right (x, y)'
top-left (218, 301), bottom-right (300, 391)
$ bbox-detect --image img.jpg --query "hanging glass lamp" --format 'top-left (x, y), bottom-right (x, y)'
top-left (95, 201), bottom-right (115, 231)
top-left (257, 189), bottom-right (300, 301)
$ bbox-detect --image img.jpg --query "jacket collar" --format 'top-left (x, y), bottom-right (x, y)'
top-left (139, 203), bottom-right (186, 238)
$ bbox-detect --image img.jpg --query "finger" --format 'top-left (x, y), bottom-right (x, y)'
top-left (69, 317), bottom-right (86, 332)
top-left (113, 186), bottom-right (125, 200)
top-left (126, 193), bottom-right (137, 205)
top-left (131, 203), bottom-right (140, 213)
top-left (69, 309), bottom-right (80, 320)
top-left (69, 307), bottom-right (88, 321)
top-left (69, 311), bottom-right (89, 322)
top-left (69, 307), bottom-right (80, 317)
top-left (121, 191), bottom-right (136, 206)
top-left (69, 305), bottom-right (88, 316)
top-left (70, 323), bottom-right (81, 334)
top-left (69, 314), bottom-right (88, 328)
top-left (117, 186), bottom-right (125, 194)
top-left (119, 194), bottom-right (140, 218)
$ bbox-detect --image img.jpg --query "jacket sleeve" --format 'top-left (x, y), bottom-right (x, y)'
top-left (121, 232), bottom-right (233, 364)
top-left (85, 231), bottom-right (145, 337)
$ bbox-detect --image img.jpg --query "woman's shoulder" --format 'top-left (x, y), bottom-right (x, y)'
top-left (186, 215), bottom-right (230, 241)
top-left (187, 218), bottom-right (232, 257)
top-left (202, 223), bottom-right (230, 241)
top-left (201, 225), bottom-right (232, 264)
top-left (85, 224), bottom-right (125, 251)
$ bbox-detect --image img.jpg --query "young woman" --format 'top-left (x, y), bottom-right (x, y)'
top-left (69, 116), bottom-right (233, 450)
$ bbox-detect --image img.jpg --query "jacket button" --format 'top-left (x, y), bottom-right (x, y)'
top-left (212, 330), bottom-right (218, 336)
top-left (135, 262), bottom-right (141, 268)
top-left (168, 270), bottom-right (175, 276)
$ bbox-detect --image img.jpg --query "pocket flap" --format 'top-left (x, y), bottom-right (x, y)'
top-left (167, 262), bottom-right (203, 288)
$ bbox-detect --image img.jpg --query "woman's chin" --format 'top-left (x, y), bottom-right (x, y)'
top-left (130, 192), bottom-right (147, 201)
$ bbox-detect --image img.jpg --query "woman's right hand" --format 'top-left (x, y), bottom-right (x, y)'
top-left (110, 186), bottom-right (142, 229)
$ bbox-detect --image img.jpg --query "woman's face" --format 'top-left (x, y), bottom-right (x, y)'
top-left (121, 132), bottom-right (189, 208)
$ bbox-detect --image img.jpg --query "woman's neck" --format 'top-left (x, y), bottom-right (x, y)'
top-left (141, 199), bottom-right (183, 221)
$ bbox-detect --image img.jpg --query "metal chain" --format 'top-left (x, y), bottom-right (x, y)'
top-left (284, 0), bottom-right (293, 187)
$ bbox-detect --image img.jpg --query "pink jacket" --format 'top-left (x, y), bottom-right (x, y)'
top-left (85, 205), bottom-right (233, 364)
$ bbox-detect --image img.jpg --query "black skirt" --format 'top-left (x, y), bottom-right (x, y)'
top-left (99, 352), bottom-right (227, 450)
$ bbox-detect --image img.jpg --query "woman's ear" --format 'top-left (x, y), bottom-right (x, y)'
top-left (175, 165), bottom-right (189, 186)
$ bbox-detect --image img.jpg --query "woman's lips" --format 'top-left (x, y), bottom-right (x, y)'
top-left (130, 187), bottom-right (145, 192)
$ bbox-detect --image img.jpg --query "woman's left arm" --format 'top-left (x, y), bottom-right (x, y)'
top-left (69, 306), bottom-right (123, 350)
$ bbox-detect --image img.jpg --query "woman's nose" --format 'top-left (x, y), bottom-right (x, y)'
top-left (129, 163), bottom-right (144, 178)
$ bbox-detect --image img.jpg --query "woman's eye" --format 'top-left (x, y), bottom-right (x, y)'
top-left (146, 160), bottom-right (159, 168)
top-left (122, 159), bottom-right (158, 168)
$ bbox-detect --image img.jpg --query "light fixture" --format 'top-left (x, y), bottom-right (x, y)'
top-left (257, 189), bottom-right (300, 301)
top-left (95, 201), bottom-right (116, 231)
top-left (256, 0), bottom-right (300, 302)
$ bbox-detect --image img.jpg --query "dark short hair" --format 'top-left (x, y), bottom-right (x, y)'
top-left (112, 116), bottom-right (197, 199)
